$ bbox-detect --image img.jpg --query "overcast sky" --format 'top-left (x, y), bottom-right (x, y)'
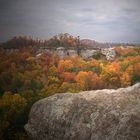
top-left (0, 0), bottom-right (140, 43)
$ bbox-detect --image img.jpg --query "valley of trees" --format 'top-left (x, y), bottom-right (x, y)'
top-left (0, 35), bottom-right (140, 140)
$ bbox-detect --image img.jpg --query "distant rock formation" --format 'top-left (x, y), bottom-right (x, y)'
top-left (101, 48), bottom-right (116, 60)
top-left (25, 83), bottom-right (140, 140)
top-left (36, 47), bottom-right (101, 59)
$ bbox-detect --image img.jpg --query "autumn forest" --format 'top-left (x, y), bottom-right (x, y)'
top-left (0, 34), bottom-right (140, 140)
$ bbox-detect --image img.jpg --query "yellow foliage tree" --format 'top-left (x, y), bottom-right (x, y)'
top-left (100, 62), bottom-right (121, 88)
top-left (0, 92), bottom-right (27, 139)
top-left (75, 71), bottom-right (103, 90)
top-left (58, 59), bottom-right (74, 72)
top-left (120, 72), bottom-right (131, 87)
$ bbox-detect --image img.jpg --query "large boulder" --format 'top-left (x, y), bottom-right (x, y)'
top-left (25, 83), bottom-right (140, 140)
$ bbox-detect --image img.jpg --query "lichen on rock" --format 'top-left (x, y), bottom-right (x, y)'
top-left (25, 83), bottom-right (140, 140)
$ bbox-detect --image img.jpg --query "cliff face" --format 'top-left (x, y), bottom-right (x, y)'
top-left (25, 83), bottom-right (140, 140)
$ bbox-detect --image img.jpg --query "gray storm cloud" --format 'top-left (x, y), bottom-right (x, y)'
top-left (0, 0), bottom-right (140, 43)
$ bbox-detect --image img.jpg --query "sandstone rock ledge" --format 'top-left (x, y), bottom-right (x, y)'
top-left (25, 83), bottom-right (140, 140)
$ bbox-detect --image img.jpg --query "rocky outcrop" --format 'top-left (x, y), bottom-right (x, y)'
top-left (25, 83), bottom-right (140, 140)
top-left (36, 47), bottom-right (101, 59)
top-left (101, 48), bottom-right (116, 60)
top-left (81, 49), bottom-right (100, 59)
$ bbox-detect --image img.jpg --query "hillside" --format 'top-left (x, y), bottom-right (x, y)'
top-left (1, 34), bottom-right (140, 61)
top-left (80, 39), bottom-right (110, 49)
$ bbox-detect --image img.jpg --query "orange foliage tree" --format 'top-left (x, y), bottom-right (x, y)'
top-left (75, 71), bottom-right (104, 90)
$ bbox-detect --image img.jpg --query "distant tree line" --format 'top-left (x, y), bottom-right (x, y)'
top-left (2, 34), bottom-right (139, 50)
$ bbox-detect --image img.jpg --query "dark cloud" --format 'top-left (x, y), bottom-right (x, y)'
top-left (0, 0), bottom-right (140, 43)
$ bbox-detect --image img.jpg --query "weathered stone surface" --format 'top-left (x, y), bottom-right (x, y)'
top-left (101, 48), bottom-right (116, 60)
top-left (25, 83), bottom-right (140, 140)
top-left (81, 49), bottom-right (100, 59)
